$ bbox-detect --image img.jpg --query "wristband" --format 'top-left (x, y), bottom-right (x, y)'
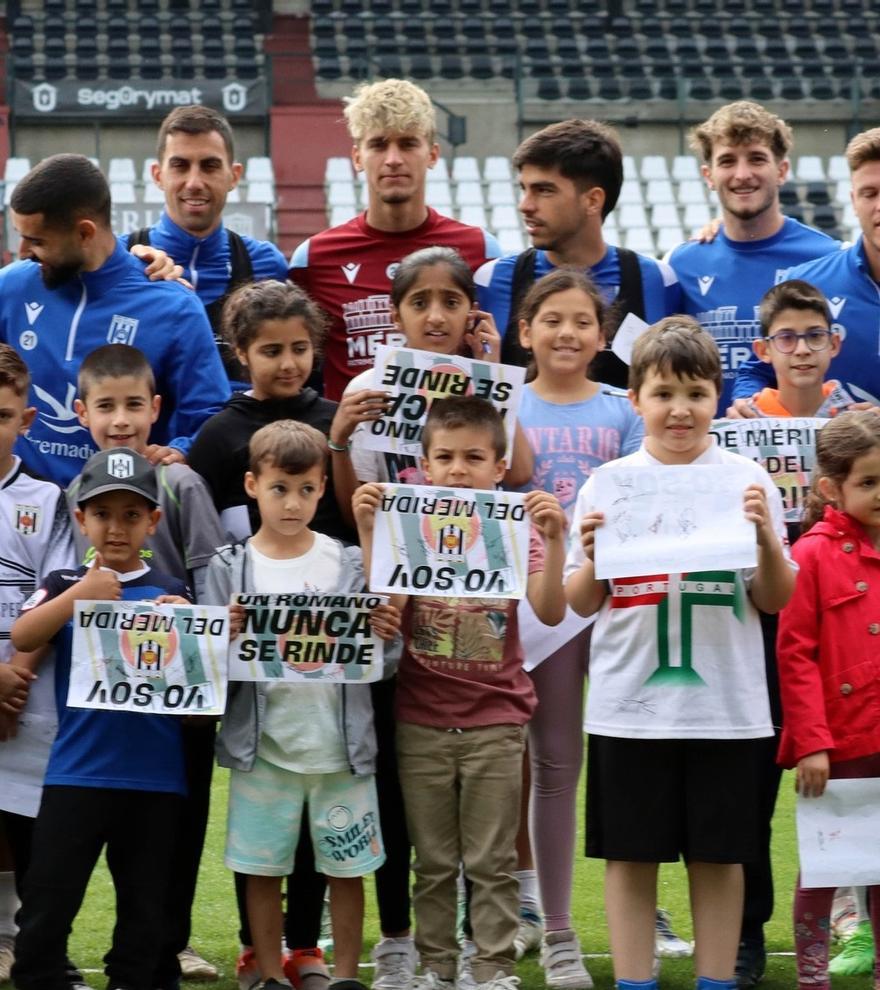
top-left (327, 438), bottom-right (351, 453)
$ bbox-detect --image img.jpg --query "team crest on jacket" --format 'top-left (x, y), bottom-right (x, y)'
top-left (107, 314), bottom-right (139, 345)
top-left (15, 504), bottom-right (39, 535)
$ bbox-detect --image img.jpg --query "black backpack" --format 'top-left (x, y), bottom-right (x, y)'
top-left (127, 226), bottom-right (255, 382)
top-left (500, 246), bottom-right (646, 389)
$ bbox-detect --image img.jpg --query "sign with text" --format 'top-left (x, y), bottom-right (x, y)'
top-left (228, 593), bottom-right (386, 683)
top-left (365, 345), bottom-right (525, 461)
top-left (711, 417), bottom-right (826, 523)
top-left (69, 601), bottom-right (229, 715)
top-left (592, 462), bottom-right (758, 579)
top-left (371, 485), bottom-right (530, 598)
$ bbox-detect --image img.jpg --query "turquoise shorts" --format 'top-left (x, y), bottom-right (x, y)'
top-left (226, 756), bottom-right (385, 878)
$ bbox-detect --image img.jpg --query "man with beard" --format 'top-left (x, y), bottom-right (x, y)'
top-left (0, 154), bottom-right (228, 486)
top-left (667, 101), bottom-right (840, 415)
top-left (476, 118), bottom-right (681, 387)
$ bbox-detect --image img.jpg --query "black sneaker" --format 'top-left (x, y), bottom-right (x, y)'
top-left (326, 981), bottom-right (367, 990)
top-left (735, 939), bottom-right (766, 988)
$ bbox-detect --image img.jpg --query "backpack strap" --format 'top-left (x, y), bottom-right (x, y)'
top-left (500, 248), bottom-right (537, 367)
top-left (206, 230), bottom-right (257, 382)
top-left (591, 246), bottom-right (646, 389)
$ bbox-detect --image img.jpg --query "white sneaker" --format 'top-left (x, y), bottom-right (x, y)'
top-left (372, 937), bottom-right (418, 990)
top-left (513, 914), bottom-right (543, 960)
top-left (0, 941), bottom-right (13, 983)
top-left (474, 973), bottom-right (520, 990)
top-left (178, 946), bottom-right (220, 981)
top-left (654, 908), bottom-right (692, 959)
top-left (540, 930), bottom-right (593, 990)
top-left (408, 972), bottom-right (455, 990)
top-left (456, 940), bottom-right (477, 990)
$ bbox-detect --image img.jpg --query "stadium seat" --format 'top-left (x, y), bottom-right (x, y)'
top-left (672, 156), bottom-right (700, 181)
top-left (487, 182), bottom-right (516, 206)
top-left (426, 181), bottom-right (453, 210)
top-left (455, 182), bottom-right (484, 207)
top-left (651, 204), bottom-right (680, 228)
top-left (677, 180), bottom-right (708, 205)
top-left (4, 158), bottom-right (31, 183)
top-left (805, 182), bottom-right (831, 206)
top-left (110, 182), bottom-right (137, 204)
top-left (567, 78), bottom-right (592, 100)
top-left (656, 225), bottom-right (685, 254)
top-left (624, 227), bottom-right (656, 254)
top-left (246, 182), bottom-right (275, 204)
top-left (490, 205), bottom-right (520, 229)
top-left (784, 203), bottom-right (806, 222)
top-left (431, 159), bottom-right (450, 183)
top-left (327, 182), bottom-right (357, 208)
top-left (779, 183), bottom-right (800, 206)
top-left (832, 179), bottom-right (850, 204)
top-left (618, 181), bottom-right (644, 206)
top-left (326, 158), bottom-right (354, 183)
top-left (794, 156), bottom-right (826, 182)
top-left (496, 228), bottom-right (526, 253)
top-left (109, 158), bottom-right (137, 183)
top-left (646, 180), bottom-right (675, 205)
top-left (618, 204), bottom-right (649, 229)
top-left (246, 158), bottom-right (274, 183)
top-left (640, 157), bottom-right (670, 182)
top-left (623, 156), bottom-right (638, 181)
top-left (683, 203), bottom-right (712, 229)
top-left (812, 204), bottom-right (838, 231)
top-left (144, 182), bottom-right (166, 204)
top-left (329, 206), bottom-right (357, 226)
top-left (452, 157), bottom-right (481, 183)
top-left (484, 157), bottom-right (512, 182)
top-left (602, 215), bottom-right (619, 241)
top-left (458, 205), bottom-right (488, 227)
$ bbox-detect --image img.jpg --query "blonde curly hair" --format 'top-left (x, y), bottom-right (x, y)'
top-left (343, 79), bottom-right (436, 144)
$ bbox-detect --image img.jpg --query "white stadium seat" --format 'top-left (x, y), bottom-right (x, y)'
top-left (483, 156), bottom-right (512, 182)
top-left (455, 181), bottom-right (484, 207)
top-left (325, 157), bottom-right (354, 182)
top-left (4, 157), bottom-right (30, 182)
top-left (640, 155), bottom-right (670, 181)
top-left (618, 203), bottom-right (649, 229)
top-left (676, 180), bottom-right (708, 205)
top-left (623, 155), bottom-right (638, 180)
top-left (618, 180), bottom-right (643, 205)
top-left (246, 157), bottom-right (274, 182)
top-left (646, 179), bottom-right (675, 205)
top-left (428, 158), bottom-right (449, 182)
top-left (246, 181), bottom-right (274, 203)
top-left (656, 225), bottom-right (685, 253)
top-left (457, 204), bottom-right (487, 227)
top-left (827, 155), bottom-right (849, 182)
top-left (109, 158), bottom-right (136, 182)
top-left (497, 228), bottom-right (525, 252)
top-left (624, 227), bottom-right (656, 254)
top-left (327, 182), bottom-right (357, 207)
top-left (683, 202), bottom-right (711, 229)
top-left (490, 205), bottom-right (520, 229)
top-left (110, 181), bottom-right (137, 203)
top-left (426, 180), bottom-right (453, 210)
top-left (794, 155), bottom-right (825, 183)
top-left (672, 155), bottom-right (700, 181)
top-left (486, 181), bottom-right (516, 206)
top-left (451, 156), bottom-right (480, 182)
top-left (329, 205), bottom-right (357, 226)
top-left (651, 203), bottom-right (680, 228)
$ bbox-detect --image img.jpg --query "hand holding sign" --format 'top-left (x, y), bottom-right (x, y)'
top-left (524, 490), bottom-right (567, 541)
top-left (80, 554), bottom-right (121, 600)
top-left (330, 389), bottom-right (393, 448)
top-left (369, 602), bottom-right (402, 641)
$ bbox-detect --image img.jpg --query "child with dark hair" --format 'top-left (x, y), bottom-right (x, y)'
top-left (207, 420), bottom-right (400, 990)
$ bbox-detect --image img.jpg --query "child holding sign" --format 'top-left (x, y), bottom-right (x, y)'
top-left (514, 268), bottom-right (645, 986)
top-left (208, 421), bottom-right (400, 990)
top-left (564, 318), bottom-right (795, 990)
top-left (353, 395), bottom-right (567, 990)
top-left (10, 448), bottom-right (192, 990)
top-left (776, 411), bottom-right (880, 990)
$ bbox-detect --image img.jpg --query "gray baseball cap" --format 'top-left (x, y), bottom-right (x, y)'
top-left (76, 448), bottom-right (158, 507)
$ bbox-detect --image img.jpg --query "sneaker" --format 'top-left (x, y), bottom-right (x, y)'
top-left (829, 918), bottom-right (875, 976)
top-left (284, 948), bottom-right (331, 990)
top-left (0, 942), bottom-right (13, 983)
top-left (654, 909), bottom-right (692, 959)
top-left (371, 938), bottom-right (417, 990)
top-left (513, 912), bottom-right (543, 960)
top-left (457, 941), bottom-right (476, 990)
top-left (327, 982), bottom-right (367, 990)
top-left (408, 973), bottom-right (454, 990)
top-left (237, 948), bottom-right (261, 990)
top-left (262, 981), bottom-right (293, 990)
top-left (831, 891), bottom-right (859, 943)
top-left (179, 947), bottom-right (219, 982)
top-left (473, 973), bottom-right (520, 990)
top-left (540, 930), bottom-right (593, 990)
top-left (734, 939), bottom-right (766, 989)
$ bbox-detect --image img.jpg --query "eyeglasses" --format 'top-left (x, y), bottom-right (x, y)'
top-left (766, 329), bottom-right (835, 353)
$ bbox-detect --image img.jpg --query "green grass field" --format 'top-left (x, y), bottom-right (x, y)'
top-left (63, 768), bottom-right (872, 990)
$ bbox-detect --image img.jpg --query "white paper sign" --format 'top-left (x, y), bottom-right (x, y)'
top-left (797, 778), bottom-right (880, 888)
top-left (69, 600), bottom-right (230, 715)
top-left (371, 484), bottom-right (530, 599)
top-left (365, 344), bottom-right (525, 462)
top-left (592, 463), bottom-right (758, 579)
top-left (710, 417), bottom-right (827, 523)
top-left (228, 593), bottom-right (386, 683)
top-left (610, 313), bottom-right (650, 366)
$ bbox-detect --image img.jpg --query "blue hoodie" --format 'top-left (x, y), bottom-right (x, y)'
top-left (733, 237), bottom-right (880, 406)
top-left (0, 242), bottom-right (230, 485)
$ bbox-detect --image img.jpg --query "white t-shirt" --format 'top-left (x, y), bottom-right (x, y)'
top-left (564, 442), bottom-right (794, 740)
top-left (249, 535), bottom-right (348, 773)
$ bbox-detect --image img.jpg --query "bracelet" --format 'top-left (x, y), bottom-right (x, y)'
top-left (327, 438), bottom-right (351, 453)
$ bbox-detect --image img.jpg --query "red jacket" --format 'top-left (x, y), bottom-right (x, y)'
top-left (777, 505), bottom-right (880, 768)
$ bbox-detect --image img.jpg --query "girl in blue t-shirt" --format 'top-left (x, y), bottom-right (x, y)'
top-left (515, 268), bottom-right (643, 988)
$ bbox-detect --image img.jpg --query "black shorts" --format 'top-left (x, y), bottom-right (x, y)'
top-left (585, 734), bottom-right (764, 864)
